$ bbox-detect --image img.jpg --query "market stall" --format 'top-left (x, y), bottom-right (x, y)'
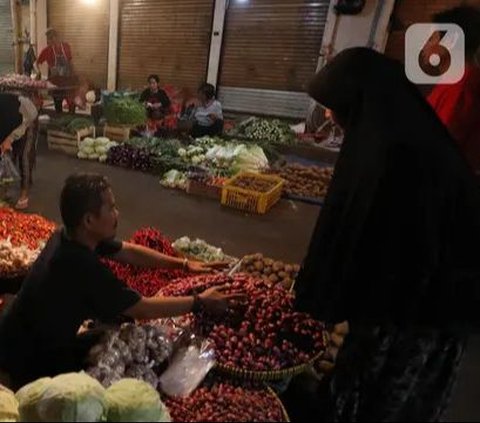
top-left (0, 208), bottom-right (327, 422)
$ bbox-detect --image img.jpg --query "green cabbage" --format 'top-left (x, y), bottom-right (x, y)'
top-left (16, 378), bottom-right (51, 422)
top-left (0, 385), bottom-right (19, 422)
top-left (36, 373), bottom-right (106, 422)
top-left (105, 379), bottom-right (170, 422)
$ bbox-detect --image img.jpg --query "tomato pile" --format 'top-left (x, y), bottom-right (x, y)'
top-left (0, 208), bottom-right (56, 249)
top-left (104, 227), bottom-right (188, 297)
top-left (159, 273), bottom-right (326, 372)
top-left (164, 380), bottom-right (286, 422)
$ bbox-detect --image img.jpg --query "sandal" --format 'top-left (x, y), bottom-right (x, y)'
top-left (15, 198), bottom-right (29, 210)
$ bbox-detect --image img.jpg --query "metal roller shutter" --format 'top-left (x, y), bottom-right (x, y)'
top-left (47, 0), bottom-right (110, 88)
top-left (0, 0), bottom-right (13, 75)
top-left (218, 0), bottom-right (330, 119)
top-left (118, 0), bottom-right (214, 92)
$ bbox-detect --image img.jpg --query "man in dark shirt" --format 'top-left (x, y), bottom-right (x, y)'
top-left (0, 173), bottom-right (241, 389)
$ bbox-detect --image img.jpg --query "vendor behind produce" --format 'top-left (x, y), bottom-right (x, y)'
top-left (0, 173), bottom-right (243, 390)
top-left (36, 28), bottom-right (76, 114)
top-left (139, 74), bottom-right (172, 136)
top-left (184, 83), bottom-right (224, 138)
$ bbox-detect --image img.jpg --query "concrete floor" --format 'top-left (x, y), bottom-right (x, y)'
top-left (10, 140), bottom-right (480, 421)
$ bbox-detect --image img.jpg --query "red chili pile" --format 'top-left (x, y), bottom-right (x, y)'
top-left (104, 227), bottom-right (188, 297)
top-left (159, 273), bottom-right (326, 372)
top-left (0, 208), bottom-right (56, 249)
top-left (164, 381), bottom-right (286, 422)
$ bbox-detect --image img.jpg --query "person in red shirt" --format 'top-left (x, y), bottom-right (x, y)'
top-left (426, 6), bottom-right (480, 178)
top-left (37, 28), bottom-right (75, 113)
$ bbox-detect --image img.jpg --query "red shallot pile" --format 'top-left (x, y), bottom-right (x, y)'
top-left (158, 273), bottom-right (326, 372)
top-left (164, 380), bottom-right (286, 422)
top-left (104, 227), bottom-right (188, 297)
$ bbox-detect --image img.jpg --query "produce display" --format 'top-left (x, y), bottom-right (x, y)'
top-left (158, 273), bottom-right (326, 372)
top-left (105, 379), bottom-right (171, 422)
top-left (0, 238), bottom-right (44, 278)
top-left (160, 170), bottom-right (188, 190)
top-left (172, 237), bottom-right (234, 263)
top-left (14, 373), bottom-right (170, 422)
top-left (0, 208), bottom-right (55, 277)
top-left (106, 144), bottom-right (153, 172)
top-left (0, 74), bottom-right (54, 90)
top-left (104, 97), bottom-right (147, 126)
top-left (164, 380), bottom-right (286, 422)
top-left (240, 254), bottom-right (299, 290)
top-left (230, 117), bottom-right (295, 145)
top-left (87, 323), bottom-right (174, 389)
top-left (230, 175), bottom-right (277, 193)
top-left (187, 172), bottom-right (226, 188)
top-left (271, 163), bottom-right (334, 200)
top-left (77, 137), bottom-right (118, 162)
top-left (49, 116), bottom-right (94, 134)
top-left (0, 208), bottom-right (56, 249)
top-left (104, 228), bottom-right (187, 297)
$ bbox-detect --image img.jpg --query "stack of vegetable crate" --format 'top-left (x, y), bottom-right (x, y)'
top-left (47, 126), bottom-right (96, 156)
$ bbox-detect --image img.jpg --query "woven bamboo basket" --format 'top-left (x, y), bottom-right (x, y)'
top-left (267, 386), bottom-right (291, 422)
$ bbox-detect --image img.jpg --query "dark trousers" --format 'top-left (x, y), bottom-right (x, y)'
top-left (11, 122), bottom-right (38, 190)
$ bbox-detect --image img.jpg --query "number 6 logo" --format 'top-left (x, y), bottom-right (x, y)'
top-left (405, 24), bottom-right (465, 85)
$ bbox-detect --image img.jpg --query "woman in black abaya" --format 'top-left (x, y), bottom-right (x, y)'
top-left (295, 48), bottom-right (480, 422)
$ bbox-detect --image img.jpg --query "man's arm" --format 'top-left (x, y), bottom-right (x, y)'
top-left (112, 242), bottom-right (228, 272)
top-left (124, 285), bottom-right (245, 320)
top-left (113, 241), bottom-right (186, 269)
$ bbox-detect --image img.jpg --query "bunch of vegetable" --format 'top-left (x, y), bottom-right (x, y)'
top-left (106, 144), bottom-right (153, 172)
top-left (87, 324), bottom-right (174, 389)
top-left (14, 373), bottom-right (170, 422)
top-left (77, 137), bottom-right (118, 162)
top-left (231, 117), bottom-right (295, 145)
top-left (0, 385), bottom-right (19, 422)
top-left (178, 145), bottom-right (207, 166)
top-left (271, 164), bottom-right (334, 200)
top-left (104, 98), bottom-right (147, 126)
top-left (0, 208), bottom-right (56, 249)
top-left (240, 253), bottom-right (300, 290)
top-left (172, 237), bottom-right (234, 263)
top-left (50, 116), bottom-right (94, 134)
top-left (205, 143), bottom-right (269, 175)
top-left (164, 379), bottom-right (286, 422)
top-left (158, 274), bottom-right (326, 372)
top-left (127, 137), bottom-right (182, 159)
top-left (230, 175), bottom-right (277, 193)
top-left (160, 170), bottom-right (188, 190)
top-left (187, 172), bottom-right (226, 188)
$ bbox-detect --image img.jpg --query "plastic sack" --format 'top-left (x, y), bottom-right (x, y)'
top-left (159, 333), bottom-right (215, 398)
top-left (0, 154), bottom-right (20, 186)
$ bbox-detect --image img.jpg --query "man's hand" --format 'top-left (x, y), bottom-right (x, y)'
top-left (187, 260), bottom-right (230, 273)
top-left (208, 113), bottom-right (218, 122)
top-left (0, 136), bottom-right (13, 154)
top-left (199, 285), bottom-right (246, 315)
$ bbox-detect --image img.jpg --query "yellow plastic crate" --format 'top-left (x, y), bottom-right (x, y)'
top-left (221, 172), bottom-right (284, 214)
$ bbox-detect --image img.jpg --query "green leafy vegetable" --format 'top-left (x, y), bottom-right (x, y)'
top-left (105, 98), bottom-right (147, 126)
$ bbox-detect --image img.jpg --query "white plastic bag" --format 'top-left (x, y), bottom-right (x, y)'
top-left (159, 334), bottom-right (215, 398)
top-left (0, 154), bottom-right (20, 186)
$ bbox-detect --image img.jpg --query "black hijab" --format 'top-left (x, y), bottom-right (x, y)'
top-left (295, 48), bottom-right (480, 327)
top-left (0, 93), bottom-right (22, 145)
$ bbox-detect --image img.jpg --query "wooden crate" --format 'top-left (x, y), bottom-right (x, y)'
top-left (104, 124), bottom-right (132, 142)
top-left (47, 127), bottom-right (95, 156)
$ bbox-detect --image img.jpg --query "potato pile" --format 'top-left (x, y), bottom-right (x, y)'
top-left (274, 164), bottom-right (334, 199)
top-left (231, 176), bottom-right (277, 193)
top-left (241, 253), bottom-right (300, 290)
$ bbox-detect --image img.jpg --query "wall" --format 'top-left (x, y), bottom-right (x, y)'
top-left (0, 0), bottom-right (14, 74)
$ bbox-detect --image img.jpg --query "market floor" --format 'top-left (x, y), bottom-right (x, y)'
top-left (12, 138), bottom-right (480, 421)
